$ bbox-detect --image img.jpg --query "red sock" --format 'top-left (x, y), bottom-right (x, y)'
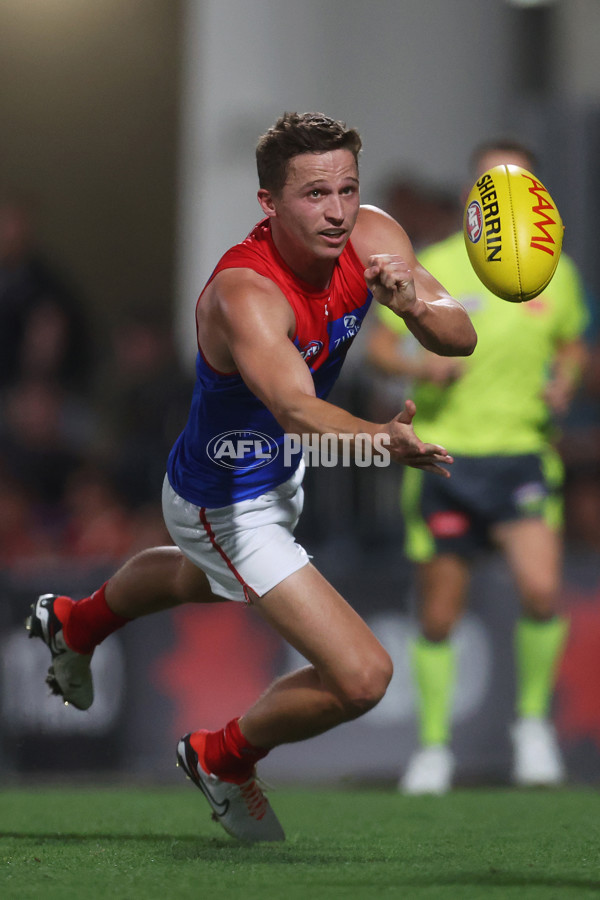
top-left (193, 718), bottom-right (269, 784)
top-left (56, 583), bottom-right (130, 654)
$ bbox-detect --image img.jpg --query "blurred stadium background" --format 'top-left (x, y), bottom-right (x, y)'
top-left (1, 0), bottom-right (599, 787)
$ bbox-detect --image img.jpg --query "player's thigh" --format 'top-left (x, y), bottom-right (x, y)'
top-left (251, 563), bottom-right (392, 690)
top-left (176, 552), bottom-right (228, 603)
top-left (492, 517), bottom-right (562, 603)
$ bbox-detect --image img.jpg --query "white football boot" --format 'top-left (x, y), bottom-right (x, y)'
top-left (177, 733), bottom-right (285, 842)
top-left (26, 593), bottom-right (94, 710)
top-left (400, 744), bottom-right (455, 795)
top-left (511, 717), bottom-right (566, 787)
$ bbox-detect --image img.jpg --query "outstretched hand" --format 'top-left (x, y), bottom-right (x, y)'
top-left (364, 254), bottom-right (417, 314)
top-left (384, 399), bottom-right (453, 477)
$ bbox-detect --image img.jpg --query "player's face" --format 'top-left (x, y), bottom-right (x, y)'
top-left (260, 149), bottom-right (360, 263)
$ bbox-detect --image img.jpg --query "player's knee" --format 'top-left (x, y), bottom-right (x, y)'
top-left (421, 610), bottom-right (457, 642)
top-left (422, 622), bottom-right (453, 642)
top-left (419, 593), bottom-right (463, 642)
top-left (519, 573), bottom-right (559, 620)
top-left (522, 587), bottom-right (559, 621)
top-left (337, 650), bottom-right (393, 719)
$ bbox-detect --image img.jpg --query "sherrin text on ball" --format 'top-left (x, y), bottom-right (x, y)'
top-left (464, 164), bottom-right (563, 303)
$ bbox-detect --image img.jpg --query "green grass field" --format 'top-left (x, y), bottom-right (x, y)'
top-left (1, 785), bottom-right (599, 899)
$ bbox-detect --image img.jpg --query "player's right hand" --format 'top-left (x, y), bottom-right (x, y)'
top-left (364, 254), bottom-right (417, 314)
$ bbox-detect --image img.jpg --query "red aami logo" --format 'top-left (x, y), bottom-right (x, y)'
top-left (524, 296), bottom-right (547, 314)
top-left (428, 510), bottom-right (470, 538)
top-left (521, 172), bottom-right (558, 256)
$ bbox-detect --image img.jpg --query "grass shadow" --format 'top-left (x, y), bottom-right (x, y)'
top-left (3, 832), bottom-right (600, 890)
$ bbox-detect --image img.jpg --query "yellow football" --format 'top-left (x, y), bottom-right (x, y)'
top-left (463, 164), bottom-right (563, 302)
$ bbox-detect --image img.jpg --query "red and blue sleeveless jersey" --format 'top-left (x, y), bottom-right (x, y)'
top-left (167, 218), bottom-right (372, 508)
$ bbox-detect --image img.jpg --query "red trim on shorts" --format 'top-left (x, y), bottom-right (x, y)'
top-left (199, 508), bottom-right (252, 603)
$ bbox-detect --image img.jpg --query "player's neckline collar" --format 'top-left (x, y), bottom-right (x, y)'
top-left (265, 221), bottom-right (336, 299)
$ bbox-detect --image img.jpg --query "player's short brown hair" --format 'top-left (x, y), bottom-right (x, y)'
top-left (256, 112), bottom-right (362, 195)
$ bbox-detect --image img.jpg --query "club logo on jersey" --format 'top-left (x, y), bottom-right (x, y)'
top-left (207, 430), bottom-right (279, 469)
top-left (466, 200), bottom-right (483, 243)
top-left (299, 340), bottom-right (323, 362)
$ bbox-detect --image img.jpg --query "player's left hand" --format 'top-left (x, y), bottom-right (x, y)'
top-left (364, 254), bottom-right (417, 314)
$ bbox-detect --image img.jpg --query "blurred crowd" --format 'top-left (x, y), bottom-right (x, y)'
top-left (1, 181), bottom-right (599, 576)
top-left (0, 196), bottom-right (194, 574)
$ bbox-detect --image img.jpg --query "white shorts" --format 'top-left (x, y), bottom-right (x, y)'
top-left (161, 461), bottom-right (310, 603)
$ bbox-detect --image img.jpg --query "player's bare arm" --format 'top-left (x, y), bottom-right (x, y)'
top-left (544, 336), bottom-right (589, 415)
top-left (199, 269), bottom-right (453, 475)
top-left (351, 205), bottom-right (477, 357)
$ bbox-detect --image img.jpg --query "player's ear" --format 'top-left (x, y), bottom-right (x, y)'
top-left (257, 188), bottom-right (277, 217)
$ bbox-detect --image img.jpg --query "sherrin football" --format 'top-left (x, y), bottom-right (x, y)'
top-left (463, 164), bottom-right (563, 303)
